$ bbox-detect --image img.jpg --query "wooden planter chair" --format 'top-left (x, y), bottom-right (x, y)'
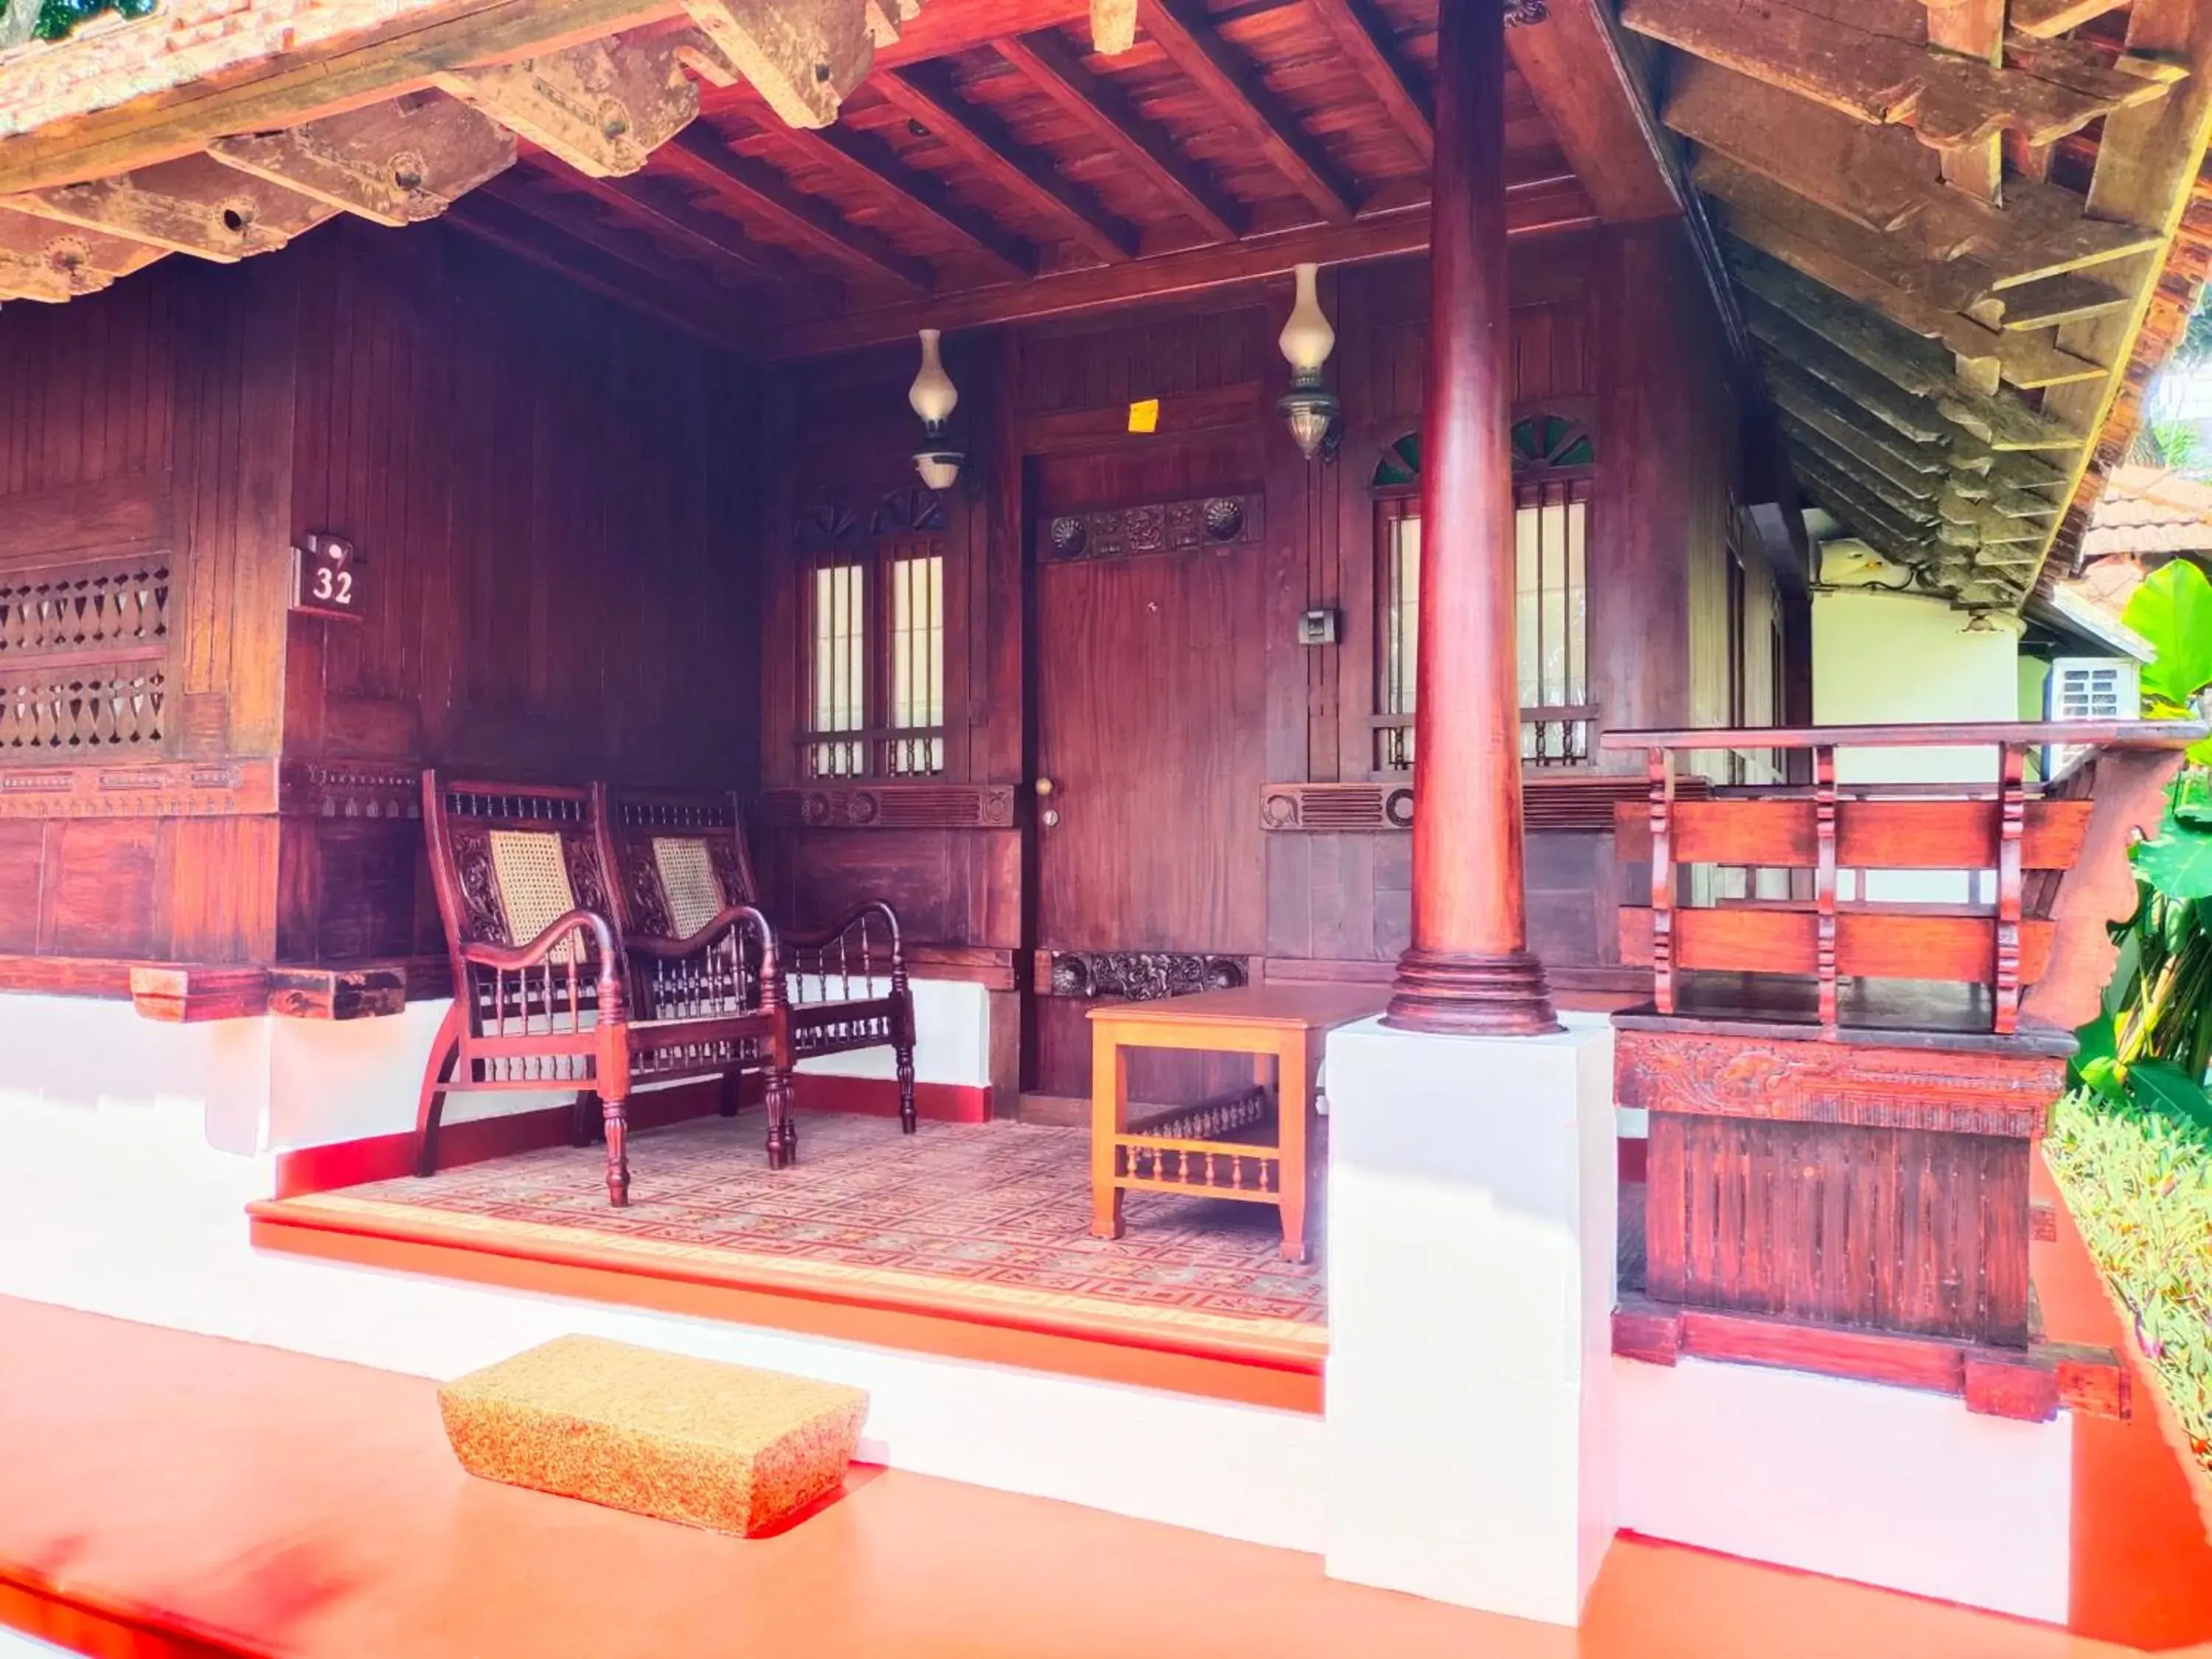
top-left (415, 773), bottom-right (781, 1207)
top-left (594, 782), bottom-right (917, 1169)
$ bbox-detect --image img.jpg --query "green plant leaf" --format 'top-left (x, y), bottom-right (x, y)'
top-left (2132, 807), bottom-right (2212, 899)
top-left (2124, 559), bottom-right (2212, 709)
top-left (2073, 1010), bottom-right (2121, 1096)
top-left (2126, 1057), bottom-right (2212, 1133)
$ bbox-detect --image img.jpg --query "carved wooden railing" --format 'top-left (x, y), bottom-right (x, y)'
top-left (1602, 719), bottom-right (2202, 1422)
top-left (1607, 720), bottom-right (2200, 1040)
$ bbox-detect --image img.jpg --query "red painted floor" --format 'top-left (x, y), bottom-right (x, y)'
top-left (0, 1296), bottom-right (2190, 1659)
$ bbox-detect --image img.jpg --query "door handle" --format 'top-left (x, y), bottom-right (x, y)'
top-left (1034, 778), bottom-right (1058, 828)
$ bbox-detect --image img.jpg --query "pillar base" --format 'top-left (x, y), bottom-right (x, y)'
top-left (1324, 1013), bottom-right (1617, 1623)
top-left (1384, 947), bottom-right (1560, 1036)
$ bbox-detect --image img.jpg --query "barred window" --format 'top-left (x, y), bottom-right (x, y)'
top-left (1372, 416), bottom-right (1596, 772)
top-left (797, 490), bottom-right (948, 780)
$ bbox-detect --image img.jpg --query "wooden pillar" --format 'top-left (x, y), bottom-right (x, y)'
top-left (1385, 0), bottom-right (1559, 1036)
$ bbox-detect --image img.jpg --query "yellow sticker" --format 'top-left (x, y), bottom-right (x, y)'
top-left (1127, 397), bottom-right (1161, 434)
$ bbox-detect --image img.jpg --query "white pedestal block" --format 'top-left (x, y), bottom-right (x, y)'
top-left (1322, 1012), bottom-right (1617, 1625)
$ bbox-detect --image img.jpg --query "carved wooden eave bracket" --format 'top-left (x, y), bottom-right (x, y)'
top-left (1624, 0), bottom-right (2212, 614)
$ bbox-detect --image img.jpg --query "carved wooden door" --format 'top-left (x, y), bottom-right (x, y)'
top-left (1029, 493), bottom-right (1274, 1101)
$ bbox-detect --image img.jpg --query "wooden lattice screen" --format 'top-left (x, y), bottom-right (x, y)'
top-left (0, 555), bottom-right (171, 756)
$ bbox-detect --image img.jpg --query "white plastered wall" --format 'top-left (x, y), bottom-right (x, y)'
top-left (1812, 587), bottom-right (2023, 901)
top-left (0, 993), bottom-right (1321, 1553)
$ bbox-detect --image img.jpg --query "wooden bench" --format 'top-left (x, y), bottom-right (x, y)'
top-left (597, 782), bottom-right (914, 1167)
top-left (1604, 721), bottom-right (2196, 1418)
top-left (414, 774), bottom-right (914, 1206)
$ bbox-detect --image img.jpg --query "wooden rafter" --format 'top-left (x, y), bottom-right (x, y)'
top-left (1138, 0), bottom-right (1358, 225)
top-left (1719, 214), bottom-right (2103, 389)
top-left (768, 180), bottom-right (1599, 356)
top-left (1731, 253), bottom-right (2082, 451)
top-left (872, 65), bottom-right (1140, 262)
top-left (1503, 0), bottom-right (1679, 222)
top-left (2011, 0), bottom-right (2132, 38)
top-left (2037, 0), bottom-right (2212, 585)
top-left (1300, 0), bottom-right (1433, 166)
top-left (1622, 0), bottom-right (2174, 150)
top-left (445, 187), bottom-right (756, 353)
top-left (0, 0), bottom-right (678, 196)
top-left (793, 122), bottom-right (1037, 280)
top-left (658, 125), bottom-right (936, 293)
top-left (992, 31), bottom-right (1248, 242)
top-left (554, 166), bottom-right (801, 287)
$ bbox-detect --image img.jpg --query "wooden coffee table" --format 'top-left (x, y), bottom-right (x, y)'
top-left (1087, 984), bottom-right (1385, 1262)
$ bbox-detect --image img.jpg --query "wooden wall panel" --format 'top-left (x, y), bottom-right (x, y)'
top-left (755, 226), bottom-right (1749, 1062)
top-left (0, 220), bottom-right (765, 995)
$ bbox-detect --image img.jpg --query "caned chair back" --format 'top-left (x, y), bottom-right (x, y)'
top-left (595, 785), bottom-right (757, 943)
top-left (422, 775), bottom-right (620, 1034)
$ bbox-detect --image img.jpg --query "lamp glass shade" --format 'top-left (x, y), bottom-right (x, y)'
top-left (914, 450), bottom-right (964, 490)
top-left (1278, 262), bottom-right (1335, 377)
top-left (910, 328), bottom-right (959, 431)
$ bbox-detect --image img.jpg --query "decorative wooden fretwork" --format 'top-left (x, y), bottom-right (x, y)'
top-left (1510, 412), bottom-right (1595, 473)
top-left (1260, 776), bottom-right (1713, 834)
top-left (1043, 951), bottom-right (1248, 1000)
top-left (869, 485), bottom-right (946, 536)
top-left (0, 554), bottom-right (172, 758)
top-left (1039, 493), bottom-right (1264, 563)
top-left (757, 783), bottom-right (1014, 830)
top-left (0, 755), bottom-right (274, 818)
top-left (794, 498), bottom-right (861, 553)
top-left (279, 759), bottom-right (420, 819)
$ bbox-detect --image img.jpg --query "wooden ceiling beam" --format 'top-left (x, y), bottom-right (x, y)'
top-left (552, 165), bottom-right (802, 286)
top-left (768, 192), bottom-right (1601, 357)
top-left (1622, 0), bottom-right (2171, 150)
top-left (204, 92), bottom-right (515, 228)
top-left (0, 0), bottom-right (680, 195)
top-left (1138, 0), bottom-right (1357, 225)
top-left (1300, 0), bottom-right (1432, 167)
top-left (658, 125), bottom-right (936, 293)
top-left (1783, 420), bottom-right (1945, 521)
top-left (872, 64), bottom-right (1140, 262)
top-left (794, 123), bottom-right (1037, 280)
top-left (445, 186), bottom-right (756, 353)
top-left (1504, 0), bottom-right (1679, 222)
top-left (1666, 59), bottom-right (2166, 282)
top-left (993, 30), bottom-right (1248, 242)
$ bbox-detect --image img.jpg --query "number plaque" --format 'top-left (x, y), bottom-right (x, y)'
top-left (293, 533), bottom-right (363, 621)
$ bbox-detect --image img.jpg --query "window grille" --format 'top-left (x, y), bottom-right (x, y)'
top-left (1372, 417), bottom-right (1595, 773)
top-left (798, 489), bottom-right (949, 781)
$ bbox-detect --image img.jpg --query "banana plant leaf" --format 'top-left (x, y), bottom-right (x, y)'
top-left (2124, 1058), bottom-right (2212, 1133)
top-left (2124, 559), bottom-right (2212, 712)
top-left (2132, 806), bottom-right (2212, 900)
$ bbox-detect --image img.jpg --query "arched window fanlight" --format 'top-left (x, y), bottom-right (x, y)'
top-left (1369, 417), bottom-right (1594, 492)
top-left (1371, 432), bottom-right (1422, 489)
top-left (1510, 414), bottom-right (1595, 472)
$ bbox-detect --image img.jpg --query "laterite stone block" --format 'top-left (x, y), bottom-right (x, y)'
top-left (438, 1335), bottom-right (868, 1537)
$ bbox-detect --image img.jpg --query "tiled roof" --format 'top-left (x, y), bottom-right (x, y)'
top-left (2080, 466), bottom-right (2212, 558)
